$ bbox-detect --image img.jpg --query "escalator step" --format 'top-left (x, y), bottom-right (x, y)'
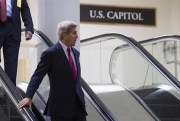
top-left (160, 118), bottom-right (180, 121)
top-left (144, 98), bottom-right (180, 104)
top-left (133, 88), bottom-right (158, 97)
top-left (149, 104), bottom-right (180, 118)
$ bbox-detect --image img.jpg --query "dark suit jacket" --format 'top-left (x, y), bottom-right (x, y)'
top-left (25, 42), bottom-right (86, 117)
top-left (11, 0), bottom-right (34, 41)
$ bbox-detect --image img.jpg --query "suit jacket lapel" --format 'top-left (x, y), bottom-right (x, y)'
top-left (54, 42), bottom-right (69, 65)
top-left (54, 42), bottom-right (75, 79)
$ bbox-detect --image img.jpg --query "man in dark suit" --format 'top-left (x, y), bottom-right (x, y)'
top-left (0, 0), bottom-right (34, 85)
top-left (17, 21), bottom-right (87, 121)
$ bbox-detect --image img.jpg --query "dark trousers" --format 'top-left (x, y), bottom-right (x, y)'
top-left (51, 96), bottom-right (87, 121)
top-left (51, 115), bottom-right (86, 121)
top-left (0, 22), bottom-right (20, 86)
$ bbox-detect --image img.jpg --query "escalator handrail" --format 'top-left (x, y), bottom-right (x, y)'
top-left (105, 35), bottom-right (180, 54)
top-left (21, 29), bottom-right (118, 121)
top-left (80, 33), bottom-right (180, 91)
top-left (106, 35), bottom-right (180, 84)
top-left (34, 30), bottom-right (54, 47)
top-left (110, 35), bottom-right (180, 52)
top-left (139, 35), bottom-right (180, 45)
top-left (21, 28), bottom-right (54, 47)
top-left (0, 66), bottom-right (38, 121)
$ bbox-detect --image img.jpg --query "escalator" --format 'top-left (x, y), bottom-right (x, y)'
top-left (80, 33), bottom-right (180, 121)
top-left (110, 35), bottom-right (180, 120)
top-left (134, 85), bottom-right (180, 121)
top-left (0, 66), bottom-right (38, 121)
top-left (137, 35), bottom-right (180, 121)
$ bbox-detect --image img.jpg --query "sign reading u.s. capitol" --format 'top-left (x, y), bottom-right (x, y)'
top-left (80, 4), bottom-right (156, 26)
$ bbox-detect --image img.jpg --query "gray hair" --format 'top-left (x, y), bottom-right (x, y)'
top-left (57, 20), bottom-right (77, 40)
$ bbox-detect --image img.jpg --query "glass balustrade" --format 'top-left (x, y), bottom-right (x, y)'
top-left (141, 36), bottom-right (180, 82)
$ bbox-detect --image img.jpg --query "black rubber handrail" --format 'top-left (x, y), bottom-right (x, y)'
top-left (109, 35), bottom-right (180, 83)
top-left (0, 66), bottom-right (38, 121)
top-left (109, 35), bottom-right (180, 50)
top-left (21, 29), bottom-right (54, 47)
top-left (34, 30), bottom-right (54, 47)
top-left (139, 35), bottom-right (180, 44)
top-left (21, 29), bottom-right (118, 121)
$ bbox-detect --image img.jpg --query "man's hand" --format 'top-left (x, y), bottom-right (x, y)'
top-left (17, 98), bottom-right (32, 110)
top-left (25, 31), bottom-right (33, 40)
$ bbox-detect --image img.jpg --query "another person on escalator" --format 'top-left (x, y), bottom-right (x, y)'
top-left (17, 20), bottom-right (87, 121)
top-left (0, 0), bottom-right (34, 86)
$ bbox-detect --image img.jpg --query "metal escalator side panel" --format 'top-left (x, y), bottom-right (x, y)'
top-left (0, 66), bottom-right (38, 121)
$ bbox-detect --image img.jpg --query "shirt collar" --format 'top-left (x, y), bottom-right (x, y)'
top-left (59, 40), bottom-right (69, 52)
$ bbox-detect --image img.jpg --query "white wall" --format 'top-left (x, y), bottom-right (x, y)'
top-left (38, 0), bottom-right (80, 48)
top-left (28, 0), bottom-right (80, 49)
top-left (80, 0), bottom-right (180, 41)
top-left (27, 0), bottom-right (38, 29)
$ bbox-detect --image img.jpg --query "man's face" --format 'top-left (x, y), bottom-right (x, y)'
top-left (63, 27), bottom-right (78, 47)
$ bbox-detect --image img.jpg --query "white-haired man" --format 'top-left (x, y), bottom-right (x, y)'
top-left (18, 20), bottom-right (87, 121)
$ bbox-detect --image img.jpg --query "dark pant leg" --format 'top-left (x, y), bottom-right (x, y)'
top-left (3, 31), bottom-right (20, 86)
top-left (0, 23), bottom-right (8, 60)
top-left (74, 115), bottom-right (87, 121)
top-left (51, 116), bottom-right (86, 121)
top-left (51, 117), bottom-right (73, 121)
top-left (73, 96), bottom-right (87, 121)
top-left (0, 23), bottom-right (19, 86)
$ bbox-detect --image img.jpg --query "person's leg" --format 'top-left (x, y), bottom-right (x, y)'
top-left (0, 23), bottom-right (8, 62)
top-left (3, 32), bottom-right (20, 86)
top-left (74, 115), bottom-right (87, 121)
top-left (51, 117), bottom-right (73, 121)
top-left (73, 97), bottom-right (87, 121)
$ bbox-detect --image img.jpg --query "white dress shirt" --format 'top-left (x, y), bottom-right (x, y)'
top-left (6, 0), bottom-right (12, 17)
top-left (59, 40), bottom-right (77, 71)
